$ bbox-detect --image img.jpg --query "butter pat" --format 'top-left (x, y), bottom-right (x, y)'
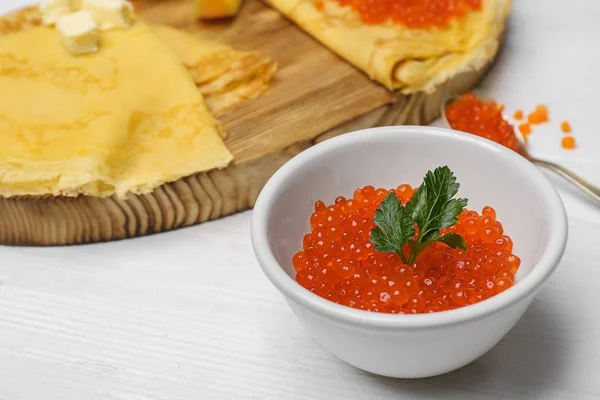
top-left (56, 10), bottom-right (99, 55)
top-left (39, 0), bottom-right (70, 25)
top-left (82, 0), bottom-right (135, 30)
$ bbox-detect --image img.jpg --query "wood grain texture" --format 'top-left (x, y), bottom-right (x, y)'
top-left (0, 0), bottom-right (501, 245)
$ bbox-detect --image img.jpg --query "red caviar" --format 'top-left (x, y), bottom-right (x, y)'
top-left (293, 186), bottom-right (521, 314)
top-left (513, 110), bottom-right (524, 120)
top-left (561, 121), bottom-right (571, 133)
top-left (518, 123), bottom-right (532, 136)
top-left (561, 136), bottom-right (576, 150)
top-left (330, 0), bottom-right (481, 29)
top-left (527, 105), bottom-right (549, 124)
top-left (445, 93), bottom-right (517, 152)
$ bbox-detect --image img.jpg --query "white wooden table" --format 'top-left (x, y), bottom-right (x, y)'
top-left (2, 1), bottom-right (600, 398)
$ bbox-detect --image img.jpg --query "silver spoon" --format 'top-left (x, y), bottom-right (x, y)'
top-left (442, 96), bottom-right (600, 204)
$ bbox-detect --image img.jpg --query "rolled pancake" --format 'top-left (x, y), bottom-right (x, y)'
top-left (266, 0), bottom-right (511, 93)
top-left (0, 6), bottom-right (278, 115)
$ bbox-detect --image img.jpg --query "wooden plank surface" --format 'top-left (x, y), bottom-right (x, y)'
top-left (139, 0), bottom-right (395, 164)
top-left (0, 0), bottom-right (496, 245)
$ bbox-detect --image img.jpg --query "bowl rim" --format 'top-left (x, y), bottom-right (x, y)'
top-left (251, 126), bottom-right (568, 329)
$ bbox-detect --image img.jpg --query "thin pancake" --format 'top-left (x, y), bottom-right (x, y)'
top-left (266, 0), bottom-right (510, 93)
top-left (0, 6), bottom-right (278, 115)
top-left (0, 22), bottom-right (233, 198)
top-left (152, 25), bottom-right (277, 116)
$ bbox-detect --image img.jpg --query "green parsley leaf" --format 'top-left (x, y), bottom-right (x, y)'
top-left (369, 166), bottom-right (469, 265)
top-left (434, 232), bottom-right (468, 250)
top-left (407, 240), bottom-right (429, 261)
top-left (370, 193), bottom-right (415, 264)
top-left (407, 166), bottom-right (468, 242)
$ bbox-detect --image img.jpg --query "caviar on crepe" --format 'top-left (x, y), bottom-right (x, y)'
top-left (329, 0), bottom-right (481, 29)
top-left (293, 167), bottom-right (520, 314)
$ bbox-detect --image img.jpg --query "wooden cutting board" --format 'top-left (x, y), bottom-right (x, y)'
top-left (0, 0), bottom-right (498, 245)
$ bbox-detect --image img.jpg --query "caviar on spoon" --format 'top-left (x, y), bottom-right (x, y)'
top-left (443, 94), bottom-right (600, 205)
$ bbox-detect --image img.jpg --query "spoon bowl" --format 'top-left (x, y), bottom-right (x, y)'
top-left (441, 95), bottom-right (600, 204)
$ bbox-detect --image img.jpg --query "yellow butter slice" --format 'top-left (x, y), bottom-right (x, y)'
top-left (55, 9), bottom-right (99, 54)
top-left (39, 0), bottom-right (70, 25)
top-left (82, 0), bottom-right (135, 30)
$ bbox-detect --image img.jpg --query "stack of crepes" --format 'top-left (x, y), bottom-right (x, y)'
top-left (0, 6), bottom-right (277, 198)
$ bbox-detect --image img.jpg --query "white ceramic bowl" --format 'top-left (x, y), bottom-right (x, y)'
top-left (251, 126), bottom-right (568, 379)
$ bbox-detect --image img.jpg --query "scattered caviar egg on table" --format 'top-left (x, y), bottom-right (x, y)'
top-left (331, 0), bottom-right (481, 29)
top-left (448, 94), bottom-right (574, 151)
top-left (445, 93), bottom-right (518, 151)
top-left (513, 110), bottom-right (524, 120)
top-left (292, 186), bottom-right (521, 314)
top-left (527, 105), bottom-right (549, 125)
top-left (518, 123), bottom-right (532, 137)
top-left (561, 121), bottom-right (572, 133)
top-left (561, 136), bottom-right (576, 150)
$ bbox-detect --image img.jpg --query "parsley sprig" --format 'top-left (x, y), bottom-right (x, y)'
top-left (370, 166), bottom-right (468, 265)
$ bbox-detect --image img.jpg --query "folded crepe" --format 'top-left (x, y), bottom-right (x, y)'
top-left (0, 6), bottom-right (278, 115)
top-left (266, 0), bottom-right (510, 93)
top-left (0, 6), bottom-right (277, 198)
top-left (0, 21), bottom-right (235, 198)
top-left (153, 25), bottom-right (277, 116)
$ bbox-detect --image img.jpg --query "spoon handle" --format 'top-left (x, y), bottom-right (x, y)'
top-left (531, 158), bottom-right (600, 204)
